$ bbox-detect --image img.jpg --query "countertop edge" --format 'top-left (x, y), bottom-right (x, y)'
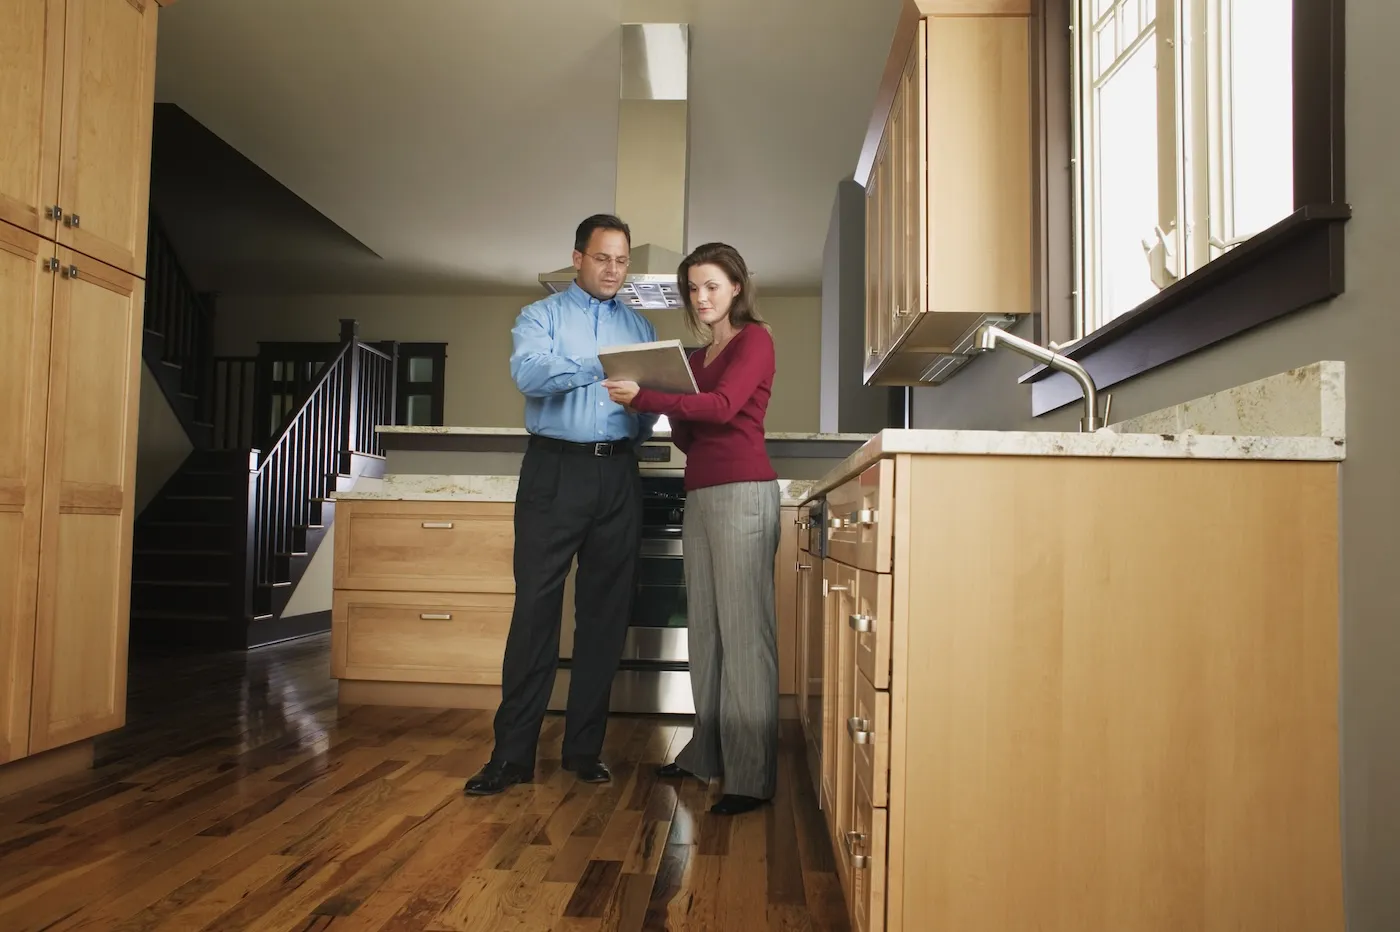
top-left (796, 428), bottom-right (1347, 504)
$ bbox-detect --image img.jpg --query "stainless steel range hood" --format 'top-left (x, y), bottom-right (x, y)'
top-left (538, 22), bottom-right (690, 310)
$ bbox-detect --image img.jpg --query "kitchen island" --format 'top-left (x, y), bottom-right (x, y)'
top-left (328, 427), bottom-right (871, 714)
top-left (796, 362), bottom-right (1347, 932)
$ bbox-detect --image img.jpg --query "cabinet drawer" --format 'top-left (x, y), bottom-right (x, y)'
top-left (331, 589), bottom-right (511, 684)
top-left (826, 460), bottom-right (894, 573)
top-left (853, 568), bottom-right (892, 689)
top-left (334, 501), bottom-right (514, 592)
top-left (850, 668), bottom-right (890, 808)
top-left (846, 770), bottom-right (888, 932)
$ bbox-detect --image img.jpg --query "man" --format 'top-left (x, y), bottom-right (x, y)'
top-left (464, 214), bottom-right (658, 796)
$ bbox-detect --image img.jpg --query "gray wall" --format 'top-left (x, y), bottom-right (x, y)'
top-left (910, 3), bottom-right (1398, 926)
top-left (820, 179), bottom-right (889, 434)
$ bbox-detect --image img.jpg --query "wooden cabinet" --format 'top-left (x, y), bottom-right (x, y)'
top-left (0, 0), bottom-right (160, 768)
top-left (0, 224), bottom-right (53, 763)
top-left (332, 501), bottom-right (517, 692)
top-left (2, 0), bottom-right (158, 277)
top-left (775, 504), bottom-right (799, 698)
top-left (859, 1), bottom-right (1034, 385)
top-left (0, 230), bottom-right (143, 761)
top-left (805, 450), bottom-right (1344, 931)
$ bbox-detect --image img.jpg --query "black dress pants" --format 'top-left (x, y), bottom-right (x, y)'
top-left (490, 439), bottom-right (642, 769)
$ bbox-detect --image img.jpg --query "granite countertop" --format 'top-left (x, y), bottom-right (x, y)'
top-left (374, 425), bottom-right (873, 442)
top-left (334, 474), bottom-right (821, 507)
top-left (801, 360), bottom-right (1347, 501)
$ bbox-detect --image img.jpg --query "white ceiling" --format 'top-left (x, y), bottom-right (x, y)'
top-left (153, 0), bottom-right (901, 294)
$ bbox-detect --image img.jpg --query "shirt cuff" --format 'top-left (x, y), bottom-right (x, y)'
top-left (575, 356), bottom-right (604, 383)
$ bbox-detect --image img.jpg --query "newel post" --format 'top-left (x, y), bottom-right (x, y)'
top-left (338, 318), bottom-right (360, 474)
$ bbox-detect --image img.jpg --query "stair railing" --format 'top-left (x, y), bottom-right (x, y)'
top-left (237, 319), bottom-right (397, 619)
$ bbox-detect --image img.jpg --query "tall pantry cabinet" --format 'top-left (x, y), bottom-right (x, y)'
top-left (0, 0), bottom-right (164, 773)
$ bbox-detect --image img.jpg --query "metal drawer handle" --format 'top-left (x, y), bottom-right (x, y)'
top-left (418, 612), bottom-right (452, 621)
top-left (825, 584), bottom-right (849, 594)
top-left (828, 516), bottom-right (845, 529)
top-left (847, 716), bottom-right (873, 744)
top-left (844, 831), bottom-right (871, 870)
top-left (796, 561), bottom-right (811, 571)
top-left (848, 509), bottom-right (876, 526)
top-left (421, 521), bottom-right (454, 529)
top-left (848, 613), bottom-right (875, 633)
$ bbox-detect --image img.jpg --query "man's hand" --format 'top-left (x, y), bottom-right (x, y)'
top-left (602, 379), bottom-right (640, 406)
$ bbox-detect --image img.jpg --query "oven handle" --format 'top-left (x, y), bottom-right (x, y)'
top-left (639, 538), bottom-right (684, 558)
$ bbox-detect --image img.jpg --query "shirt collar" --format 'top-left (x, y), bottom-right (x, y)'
top-left (566, 280), bottom-right (617, 314)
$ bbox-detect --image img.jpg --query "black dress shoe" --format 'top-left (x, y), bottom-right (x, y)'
top-left (709, 794), bottom-right (770, 816)
top-left (463, 760), bottom-right (532, 796)
top-left (562, 757), bottom-right (612, 784)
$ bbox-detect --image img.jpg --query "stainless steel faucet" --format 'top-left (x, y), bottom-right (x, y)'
top-left (969, 324), bottom-right (1110, 431)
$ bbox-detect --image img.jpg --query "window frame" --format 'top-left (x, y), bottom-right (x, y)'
top-left (1024, 0), bottom-right (1347, 416)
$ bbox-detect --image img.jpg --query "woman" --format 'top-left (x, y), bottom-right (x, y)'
top-left (603, 242), bottom-right (780, 816)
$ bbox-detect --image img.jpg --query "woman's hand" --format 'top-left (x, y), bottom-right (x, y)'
top-left (602, 379), bottom-right (640, 406)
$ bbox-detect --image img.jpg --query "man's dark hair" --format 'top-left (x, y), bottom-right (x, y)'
top-left (574, 214), bottom-right (631, 254)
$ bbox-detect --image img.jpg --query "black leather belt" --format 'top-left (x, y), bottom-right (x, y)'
top-left (528, 435), bottom-right (633, 457)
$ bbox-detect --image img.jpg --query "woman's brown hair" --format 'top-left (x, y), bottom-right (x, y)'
top-left (677, 242), bottom-right (770, 340)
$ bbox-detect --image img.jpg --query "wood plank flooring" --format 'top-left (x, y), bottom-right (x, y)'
top-left (0, 634), bottom-right (849, 931)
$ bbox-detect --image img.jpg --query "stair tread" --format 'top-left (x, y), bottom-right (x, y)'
top-left (131, 610), bottom-right (229, 622)
top-left (143, 520), bottom-right (232, 527)
top-left (132, 580), bottom-right (230, 588)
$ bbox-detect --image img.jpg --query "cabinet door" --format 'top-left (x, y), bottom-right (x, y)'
top-left (775, 505), bottom-right (799, 696)
top-left (896, 22), bottom-right (926, 343)
top-left (0, 0), bottom-right (65, 240)
top-left (55, 0), bottom-right (157, 277)
top-left (0, 222), bottom-right (56, 764)
top-left (29, 247), bottom-right (140, 753)
top-left (795, 552), bottom-right (813, 733)
top-left (864, 157), bottom-right (882, 369)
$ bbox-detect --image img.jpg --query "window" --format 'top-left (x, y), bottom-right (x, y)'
top-left (1072, 0), bottom-right (1294, 334)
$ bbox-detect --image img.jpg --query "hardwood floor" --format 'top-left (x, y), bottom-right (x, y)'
top-left (0, 634), bottom-right (849, 931)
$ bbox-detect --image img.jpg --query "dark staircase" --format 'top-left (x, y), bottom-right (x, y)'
top-left (130, 218), bottom-right (395, 650)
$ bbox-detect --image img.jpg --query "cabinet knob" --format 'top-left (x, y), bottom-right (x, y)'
top-left (848, 509), bottom-right (876, 526)
top-left (843, 831), bottom-right (871, 870)
top-left (848, 613), bottom-right (875, 633)
top-left (43, 257), bottom-right (59, 272)
top-left (828, 516), bottom-right (845, 530)
top-left (46, 205), bottom-right (61, 220)
top-left (847, 716), bottom-right (873, 744)
top-left (62, 264), bottom-right (79, 279)
top-left (64, 213), bottom-right (80, 228)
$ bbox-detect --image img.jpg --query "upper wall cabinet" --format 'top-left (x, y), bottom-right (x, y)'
top-left (859, 0), bottom-right (1034, 386)
top-left (0, 0), bottom-right (158, 278)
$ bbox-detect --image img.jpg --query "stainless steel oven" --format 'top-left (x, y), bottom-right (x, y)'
top-left (549, 441), bottom-right (694, 714)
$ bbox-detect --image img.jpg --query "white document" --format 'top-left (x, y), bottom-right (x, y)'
top-left (598, 339), bottom-right (698, 394)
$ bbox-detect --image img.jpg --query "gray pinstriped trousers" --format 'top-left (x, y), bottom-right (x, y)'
top-left (674, 479), bottom-right (781, 799)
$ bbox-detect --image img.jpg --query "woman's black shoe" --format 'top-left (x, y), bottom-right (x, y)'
top-left (656, 762), bottom-right (694, 779)
top-left (709, 794), bottom-right (769, 815)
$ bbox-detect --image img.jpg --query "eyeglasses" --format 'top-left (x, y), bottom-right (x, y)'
top-left (585, 253), bottom-right (631, 269)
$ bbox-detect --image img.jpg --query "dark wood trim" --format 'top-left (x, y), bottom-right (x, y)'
top-left (1027, 208), bottom-right (1346, 415)
top-left (245, 612), bottom-right (330, 649)
top-left (1020, 0), bottom-right (1347, 410)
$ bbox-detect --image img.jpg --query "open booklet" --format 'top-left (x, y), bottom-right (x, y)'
top-left (598, 339), bottom-right (698, 394)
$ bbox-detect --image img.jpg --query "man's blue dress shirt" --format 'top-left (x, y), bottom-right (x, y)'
top-left (510, 282), bottom-right (659, 444)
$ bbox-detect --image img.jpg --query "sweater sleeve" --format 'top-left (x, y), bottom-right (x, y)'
top-left (631, 327), bottom-right (774, 424)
